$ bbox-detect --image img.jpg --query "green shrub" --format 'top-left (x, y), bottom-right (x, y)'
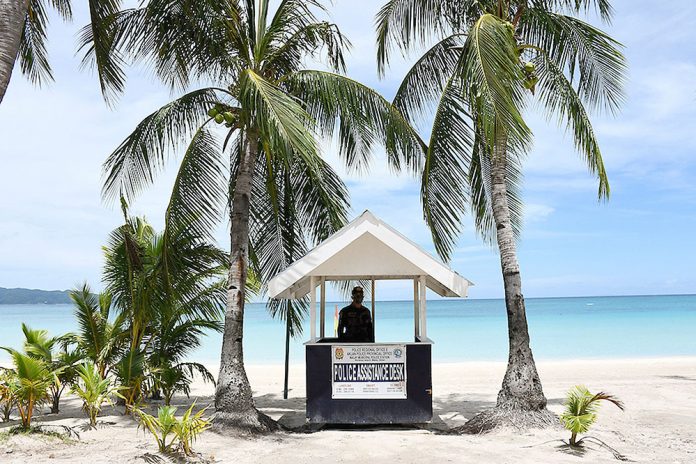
top-left (0, 370), bottom-right (16, 421)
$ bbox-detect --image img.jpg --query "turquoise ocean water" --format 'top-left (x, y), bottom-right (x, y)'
top-left (1, 294), bottom-right (695, 365)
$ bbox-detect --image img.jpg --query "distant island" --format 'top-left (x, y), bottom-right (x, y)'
top-left (0, 287), bottom-right (72, 305)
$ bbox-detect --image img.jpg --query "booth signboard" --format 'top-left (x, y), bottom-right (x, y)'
top-left (331, 344), bottom-right (407, 399)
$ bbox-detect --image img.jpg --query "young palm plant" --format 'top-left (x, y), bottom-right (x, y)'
top-left (376, 0), bottom-right (626, 429)
top-left (0, 350), bottom-right (58, 429)
top-left (102, 208), bottom-right (227, 410)
top-left (97, 0), bottom-right (423, 432)
top-left (561, 385), bottom-right (624, 447)
top-left (20, 323), bottom-right (82, 413)
top-left (145, 295), bottom-right (223, 405)
top-left (71, 361), bottom-right (121, 427)
top-left (69, 285), bottom-right (128, 379)
top-left (134, 403), bottom-right (210, 456)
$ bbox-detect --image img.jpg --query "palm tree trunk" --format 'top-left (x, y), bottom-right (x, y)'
top-left (461, 141), bottom-right (557, 432)
top-left (2, 401), bottom-right (11, 421)
top-left (0, 0), bottom-right (28, 104)
top-left (489, 145), bottom-right (549, 415)
top-left (50, 387), bottom-right (61, 414)
top-left (213, 132), bottom-right (275, 432)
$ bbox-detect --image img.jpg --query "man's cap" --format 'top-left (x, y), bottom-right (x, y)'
top-left (351, 286), bottom-right (364, 295)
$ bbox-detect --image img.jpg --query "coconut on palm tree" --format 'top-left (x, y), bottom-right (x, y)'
top-left (375, 0), bottom-right (626, 429)
top-left (97, 0), bottom-right (422, 431)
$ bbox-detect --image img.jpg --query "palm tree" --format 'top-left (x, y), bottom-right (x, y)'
top-left (102, 208), bottom-right (228, 409)
top-left (561, 385), bottom-right (624, 447)
top-left (0, 0), bottom-right (124, 103)
top-left (18, 323), bottom-right (81, 413)
top-left (375, 0), bottom-right (626, 429)
top-left (69, 285), bottom-right (127, 378)
top-left (0, 350), bottom-right (58, 428)
top-left (145, 287), bottom-right (224, 405)
top-left (71, 361), bottom-right (121, 427)
top-left (99, 0), bottom-right (422, 431)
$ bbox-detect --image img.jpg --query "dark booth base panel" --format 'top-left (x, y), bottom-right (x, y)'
top-left (305, 343), bottom-right (433, 424)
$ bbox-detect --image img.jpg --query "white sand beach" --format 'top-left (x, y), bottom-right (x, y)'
top-left (1, 357), bottom-right (695, 463)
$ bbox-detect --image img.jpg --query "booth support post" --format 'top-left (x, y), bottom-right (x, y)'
top-left (413, 279), bottom-right (420, 339)
top-left (310, 276), bottom-right (317, 341)
top-left (319, 277), bottom-right (326, 339)
top-left (371, 279), bottom-right (376, 334)
top-left (419, 276), bottom-right (427, 339)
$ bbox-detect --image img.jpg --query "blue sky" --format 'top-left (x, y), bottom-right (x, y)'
top-left (0, 0), bottom-right (695, 300)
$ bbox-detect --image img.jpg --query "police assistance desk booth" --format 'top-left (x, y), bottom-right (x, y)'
top-left (268, 211), bottom-right (472, 425)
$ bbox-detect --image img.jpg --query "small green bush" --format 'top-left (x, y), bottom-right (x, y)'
top-left (0, 370), bottom-right (16, 421)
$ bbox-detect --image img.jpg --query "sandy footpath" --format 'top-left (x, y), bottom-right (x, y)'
top-left (1, 357), bottom-right (695, 463)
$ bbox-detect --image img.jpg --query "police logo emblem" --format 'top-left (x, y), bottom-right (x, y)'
top-left (393, 348), bottom-right (403, 358)
top-left (335, 347), bottom-right (344, 360)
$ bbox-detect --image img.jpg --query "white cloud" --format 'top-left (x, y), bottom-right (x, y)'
top-left (524, 203), bottom-right (555, 223)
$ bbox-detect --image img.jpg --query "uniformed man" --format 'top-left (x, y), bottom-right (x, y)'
top-left (337, 286), bottom-right (374, 342)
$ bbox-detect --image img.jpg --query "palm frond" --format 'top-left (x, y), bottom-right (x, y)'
top-left (266, 21), bottom-right (347, 76)
top-left (459, 13), bottom-right (532, 152)
top-left (290, 155), bottom-right (349, 244)
top-left (520, 8), bottom-right (626, 114)
top-left (18, 0), bottom-right (53, 86)
top-left (177, 362), bottom-right (215, 385)
top-left (249, 154), bottom-right (309, 285)
top-left (375, 0), bottom-right (452, 75)
top-left (164, 128), bottom-right (227, 239)
top-left (83, 0), bottom-right (126, 104)
top-left (238, 69), bottom-right (318, 167)
top-left (286, 70), bottom-right (425, 174)
top-left (21, 323), bottom-right (56, 362)
top-left (266, 299), bottom-right (307, 337)
top-left (420, 79), bottom-right (472, 261)
top-left (69, 284), bottom-right (104, 362)
top-left (259, 0), bottom-right (346, 74)
top-left (560, 385), bottom-right (624, 436)
top-left (48, 0), bottom-right (72, 19)
top-left (590, 391), bottom-right (624, 411)
top-left (535, 51), bottom-right (610, 198)
top-left (392, 34), bottom-right (465, 125)
top-left (536, 0), bottom-right (614, 23)
top-left (102, 88), bottom-right (227, 204)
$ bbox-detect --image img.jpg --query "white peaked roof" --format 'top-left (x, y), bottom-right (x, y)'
top-left (268, 210), bottom-right (473, 299)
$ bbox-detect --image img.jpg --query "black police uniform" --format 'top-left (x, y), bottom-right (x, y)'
top-left (337, 304), bottom-right (374, 342)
